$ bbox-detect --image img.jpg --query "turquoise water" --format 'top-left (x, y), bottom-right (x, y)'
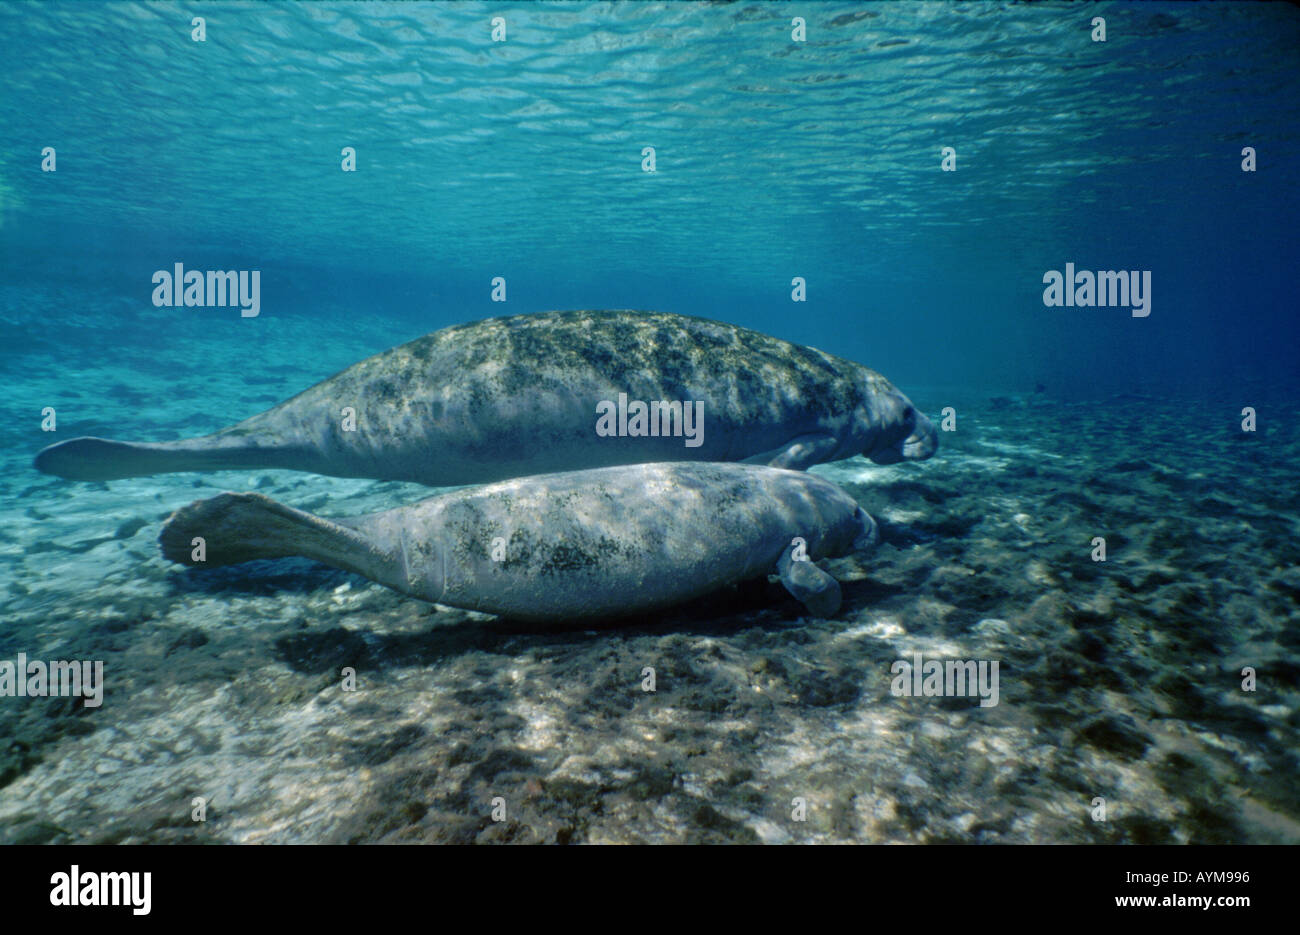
top-left (4, 1), bottom-right (1297, 395)
top-left (1, 2), bottom-right (1298, 844)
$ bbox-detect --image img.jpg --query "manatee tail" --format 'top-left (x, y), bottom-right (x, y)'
top-left (34, 435), bottom-right (291, 482)
top-left (159, 492), bottom-right (386, 579)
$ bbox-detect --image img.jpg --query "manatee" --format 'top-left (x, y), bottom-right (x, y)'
top-left (158, 462), bottom-right (878, 621)
top-left (36, 309), bottom-right (937, 486)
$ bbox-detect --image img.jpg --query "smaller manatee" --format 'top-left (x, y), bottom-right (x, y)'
top-left (158, 462), bottom-right (878, 621)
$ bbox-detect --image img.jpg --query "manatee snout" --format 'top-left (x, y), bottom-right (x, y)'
top-left (868, 400), bottom-right (938, 465)
top-left (900, 408), bottom-right (938, 460)
top-left (852, 506), bottom-right (879, 551)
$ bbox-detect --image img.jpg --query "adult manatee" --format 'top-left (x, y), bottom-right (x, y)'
top-left (35, 310), bottom-right (937, 486)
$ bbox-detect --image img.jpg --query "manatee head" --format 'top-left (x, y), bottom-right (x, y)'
top-left (857, 374), bottom-right (939, 465)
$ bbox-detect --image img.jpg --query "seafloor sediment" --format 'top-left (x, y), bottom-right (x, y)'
top-left (1, 324), bottom-right (1297, 843)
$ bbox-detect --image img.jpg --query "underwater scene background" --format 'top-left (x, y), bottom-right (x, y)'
top-left (1, 1), bottom-right (1298, 844)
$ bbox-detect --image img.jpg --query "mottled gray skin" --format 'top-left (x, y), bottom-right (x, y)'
top-left (158, 462), bottom-right (878, 621)
top-left (36, 310), bottom-right (937, 485)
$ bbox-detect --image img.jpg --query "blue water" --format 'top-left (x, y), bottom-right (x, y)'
top-left (3, 1), bottom-right (1297, 401)
top-left (1, 2), bottom-right (1299, 845)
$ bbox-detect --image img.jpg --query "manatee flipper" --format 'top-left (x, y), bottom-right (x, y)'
top-left (776, 545), bottom-right (842, 617)
top-left (159, 492), bottom-right (391, 581)
top-left (744, 434), bottom-right (841, 471)
top-left (35, 435), bottom-right (285, 482)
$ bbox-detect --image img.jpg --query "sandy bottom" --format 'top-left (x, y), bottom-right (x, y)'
top-left (2, 345), bottom-right (1298, 842)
